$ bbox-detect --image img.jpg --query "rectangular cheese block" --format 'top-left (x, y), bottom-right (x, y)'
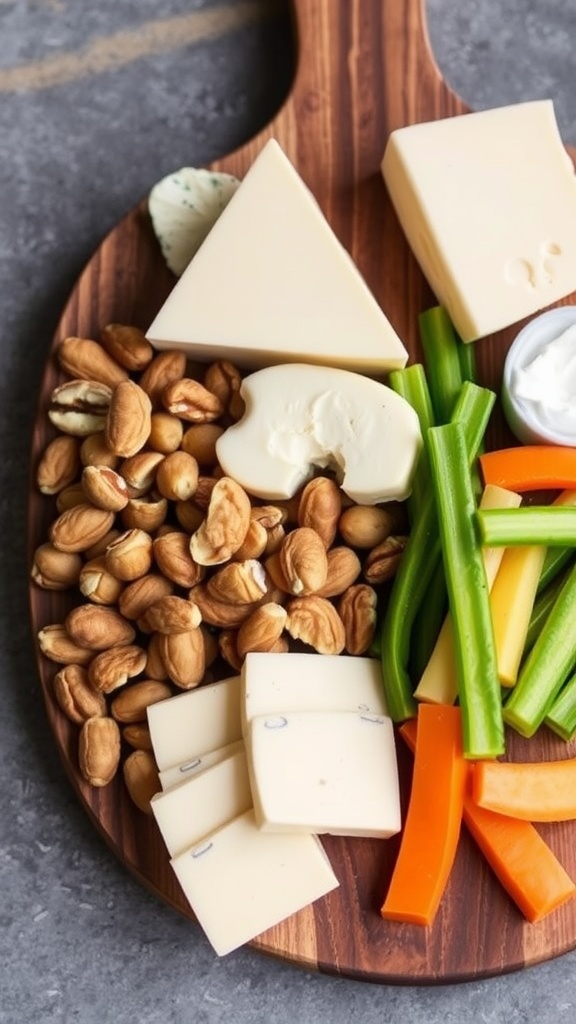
top-left (241, 652), bottom-right (387, 734)
top-left (151, 748), bottom-right (252, 858)
top-left (147, 676), bottom-right (241, 771)
top-left (158, 740), bottom-right (244, 791)
top-left (170, 809), bottom-right (339, 956)
top-left (246, 710), bottom-right (401, 838)
top-left (382, 100), bottom-right (576, 342)
top-left (147, 138), bottom-right (408, 374)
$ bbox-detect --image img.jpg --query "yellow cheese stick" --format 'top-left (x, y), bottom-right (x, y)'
top-left (414, 485), bottom-right (522, 705)
top-left (490, 489), bottom-right (576, 688)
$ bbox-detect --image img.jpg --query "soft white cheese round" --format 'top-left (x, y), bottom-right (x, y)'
top-left (216, 363), bottom-right (422, 504)
top-left (502, 306), bottom-right (576, 446)
top-left (148, 167), bottom-right (240, 276)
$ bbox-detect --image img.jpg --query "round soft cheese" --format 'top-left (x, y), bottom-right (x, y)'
top-left (216, 363), bottom-right (422, 504)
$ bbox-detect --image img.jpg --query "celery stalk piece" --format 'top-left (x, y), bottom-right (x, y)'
top-left (389, 363), bottom-right (434, 522)
top-left (545, 672), bottom-right (576, 741)
top-left (415, 484), bottom-right (521, 705)
top-left (536, 492), bottom-right (576, 591)
top-left (477, 507), bottom-right (576, 547)
top-left (419, 306), bottom-right (465, 422)
top-left (380, 382), bottom-right (496, 723)
top-left (503, 560), bottom-right (576, 737)
top-left (538, 547), bottom-right (575, 593)
top-left (427, 422), bottom-right (505, 758)
top-left (525, 572), bottom-right (568, 654)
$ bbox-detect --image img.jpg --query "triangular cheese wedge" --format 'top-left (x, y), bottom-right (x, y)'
top-left (146, 139), bottom-right (408, 374)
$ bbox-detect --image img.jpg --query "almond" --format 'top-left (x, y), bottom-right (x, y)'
top-left (100, 323), bottom-right (154, 372)
top-left (162, 377), bottom-right (223, 422)
top-left (206, 559), bottom-right (268, 605)
top-left (152, 531), bottom-right (205, 588)
top-left (148, 412), bottom-right (184, 454)
top-left (49, 503), bottom-right (115, 553)
top-left (81, 465), bottom-right (129, 511)
top-left (315, 546), bottom-right (362, 598)
top-left (88, 644), bottom-right (148, 693)
top-left (104, 529), bottom-right (153, 581)
top-left (337, 583), bottom-right (378, 655)
top-left (49, 379), bottom-right (112, 436)
top-left (105, 379), bottom-right (152, 458)
top-left (297, 477), bottom-right (342, 548)
top-left (110, 679), bottom-right (172, 723)
top-left (285, 595), bottom-right (346, 655)
top-left (118, 573), bottom-right (174, 621)
top-left (123, 749), bottom-right (160, 813)
top-left (31, 543), bottom-right (82, 590)
top-left (143, 595), bottom-right (202, 634)
top-left (36, 435), bottom-right (80, 495)
top-left (339, 504), bottom-right (399, 549)
top-left (155, 450), bottom-right (199, 501)
top-left (79, 716), bottom-right (121, 787)
top-left (190, 477), bottom-right (251, 565)
top-left (236, 603), bottom-right (288, 659)
top-left (57, 335), bottom-right (128, 388)
top-left (139, 350), bottom-right (187, 408)
top-left (65, 605), bottom-right (135, 650)
top-left (53, 664), bottom-right (107, 724)
top-left (37, 624), bottom-right (94, 666)
top-left (157, 629), bottom-right (205, 689)
top-left (278, 527), bottom-right (328, 595)
top-left (79, 556), bottom-right (125, 605)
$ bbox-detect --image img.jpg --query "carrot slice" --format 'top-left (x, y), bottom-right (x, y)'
top-left (479, 446), bottom-right (576, 492)
top-left (381, 704), bottom-right (466, 926)
top-left (473, 758), bottom-right (576, 822)
top-left (400, 720), bottom-right (576, 922)
top-left (463, 797), bottom-right (576, 922)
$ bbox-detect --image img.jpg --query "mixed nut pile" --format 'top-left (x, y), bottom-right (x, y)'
top-left (32, 324), bottom-right (407, 811)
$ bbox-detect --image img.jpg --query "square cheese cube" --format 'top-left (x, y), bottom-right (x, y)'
top-left (170, 810), bottom-right (339, 956)
top-left (147, 675), bottom-right (241, 771)
top-left (382, 100), bottom-right (576, 342)
top-left (241, 652), bottom-right (388, 734)
top-left (246, 710), bottom-right (401, 838)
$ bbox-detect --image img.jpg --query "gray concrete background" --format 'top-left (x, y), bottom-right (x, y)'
top-left (3, 1), bottom-right (576, 1021)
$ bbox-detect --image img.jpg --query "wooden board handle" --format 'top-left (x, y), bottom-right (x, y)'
top-left (215, 0), bottom-right (467, 183)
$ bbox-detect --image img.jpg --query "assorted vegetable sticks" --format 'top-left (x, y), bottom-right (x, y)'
top-left (378, 305), bottom-right (576, 927)
top-left (398, 715), bottom-right (576, 924)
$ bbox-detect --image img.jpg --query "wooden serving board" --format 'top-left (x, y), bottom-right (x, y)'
top-left (28, 0), bottom-right (576, 982)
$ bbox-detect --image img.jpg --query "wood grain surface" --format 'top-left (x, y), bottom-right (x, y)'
top-left (28, 0), bottom-right (576, 982)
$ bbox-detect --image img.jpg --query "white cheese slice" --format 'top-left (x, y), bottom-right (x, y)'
top-left (215, 363), bottom-right (422, 503)
top-left (246, 711), bottom-right (401, 839)
top-left (170, 809), bottom-right (339, 956)
top-left (146, 138), bottom-right (408, 374)
top-left (147, 675), bottom-right (241, 771)
top-left (382, 100), bottom-right (576, 342)
top-left (151, 748), bottom-right (252, 858)
top-left (158, 740), bottom-right (244, 792)
top-left (241, 652), bottom-right (387, 734)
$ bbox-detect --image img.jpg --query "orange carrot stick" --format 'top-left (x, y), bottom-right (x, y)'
top-left (400, 720), bottom-right (576, 922)
top-left (381, 704), bottom-right (466, 926)
top-left (479, 446), bottom-right (576, 493)
top-left (472, 758), bottom-right (576, 822)
top-left (463, 797), bottom-right (576, 922)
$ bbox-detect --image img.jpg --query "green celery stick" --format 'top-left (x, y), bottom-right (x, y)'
top-left (504, 560), bottom-right (576, 738)
top-left (477, 507), bottom-right (576, 547)
top-left (427, 422), bottom-right (504, 759)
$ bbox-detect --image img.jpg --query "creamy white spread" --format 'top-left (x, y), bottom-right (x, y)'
top-left (513, 323), bottom-right (576, 435)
